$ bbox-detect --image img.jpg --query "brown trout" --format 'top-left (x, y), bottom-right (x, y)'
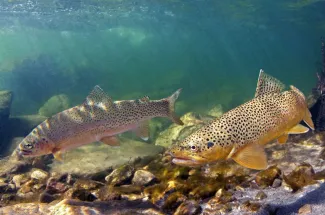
top-left (18, 86), bottom-right (183, 160)
top-left (169, 70), bottom-right (314, 170)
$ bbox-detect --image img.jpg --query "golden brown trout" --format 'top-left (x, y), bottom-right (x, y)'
top-left (18, 86), bottom-right (183, 160)
top-left (169, 70), bottom-right (314, 170)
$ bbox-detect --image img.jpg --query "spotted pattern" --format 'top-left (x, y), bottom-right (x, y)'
top-left (171, 86), bottom-right (308, 162)
top-left (19, 86), bottom-right (182, 157)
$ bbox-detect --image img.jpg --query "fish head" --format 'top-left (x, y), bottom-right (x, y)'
top-left (169, 130), bottom-right (213, 167)
top-left (18, 131), bottom-right (53, 157)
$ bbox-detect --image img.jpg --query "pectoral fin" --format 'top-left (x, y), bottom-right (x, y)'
top-left (277, 134), bottom-right (289, 144)
top-left (303, 108), bottom-right (315, 130)
top-left (287, 124), bottom-right (309, 134)
top-left (100, 136), bottom-right (120, 146)
top-left (53, 150), bottom-right (63, 161)
top-left (134, 120), bottom-right (150, 141)
top-left (231, 143), bottom-right (267, 170)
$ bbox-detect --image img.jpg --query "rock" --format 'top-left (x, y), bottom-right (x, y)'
top-left (31, 169), bottom-right (49, 181)
top-left (46, 177), bottom-right (69, 194)
top-left (132, 170), bottom-right (157, 186)
top-left (0, 199), bottom-right (163, 215)
top-left (38, 94), bottom-right (70, 117)
top-left (1, 193), bottom-right (15, 203)
top-left (283, 163), bottom-right (316, 191)
top-left (206, 104), bottom-right (223, 118)
top-left (155, 112), bottom-right (205, 147)
top-left (68, 187), bottom-right (97, 202)
top-left (105, 164), bottom-right (134, 186)
top-left (255, 165), bottom-right (281, 188)
top-left (255, 191), bottom-right (267, 200)
top-left (174, 200), bottom-right (201, 215)
top-left (298, 204), bottom-right (312, 214)
top-left (272, 178), bottom-right (282, 188)
top-left (97, 186), bottom-right (122, 201)
top-left (12, 174), bottom-right (29, 189)
top-left (9, 115), bottom-right (47, 137)
top-left (0, 90), bottom-right (13, 151)
top-left (73, 179), bottom-right (104, 190)
top-left (39, 191), bottom-right (56, 203)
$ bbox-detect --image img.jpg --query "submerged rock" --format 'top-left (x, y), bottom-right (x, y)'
top-left (31, 169), bottom-right (49, 181)
top-left (155, 112), bottom-right (205, 147)
top-left (283, 163), bottom-right (316, 191)
top-left (255, 165), bottom-right (281, 188)
top-left (174, 200), bottom-right (201, 215)
top-left (105, 164), bottom-right (135, 186)
top-left (38, 94), bottom-right (70, 117)
top-left (0, 90), bottom-right (13, 151)
top-left (132, 170), bottom-right (157, 186)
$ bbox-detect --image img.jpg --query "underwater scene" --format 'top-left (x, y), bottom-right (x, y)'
top-left (0, 0), bottom-right (325, 214)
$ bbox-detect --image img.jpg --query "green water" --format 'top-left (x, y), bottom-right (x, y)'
top-left (0, 0), bottom-right (324, 116)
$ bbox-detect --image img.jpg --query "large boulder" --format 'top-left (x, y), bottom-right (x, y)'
top-left (0, 90), bottom-right (13, 151)
top-left (39, 94), bottom-right (70, 117)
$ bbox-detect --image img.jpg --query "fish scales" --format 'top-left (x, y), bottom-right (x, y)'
top-left (18, 86), bottom-right (183, 160)
top-left (170, 70), bottom-right (315, 170)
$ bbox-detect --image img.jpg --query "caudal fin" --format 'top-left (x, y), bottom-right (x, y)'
top-left (167, 89), bottom-right (184, 125)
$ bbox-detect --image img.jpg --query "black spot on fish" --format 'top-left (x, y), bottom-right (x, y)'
top-left (207, 142), bottom-right (214, 149)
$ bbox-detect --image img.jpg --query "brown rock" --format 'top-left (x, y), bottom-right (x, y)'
top-left (284, 163), bottom-right (316, 191)
top-left (105, 164), bottom-right (135, 186)
top-left (255, 165), bottom-right (281, 188)
top-left (298, 204), bottom-right (312, 214)
top-left (174, 200), bottom-right (201, 215)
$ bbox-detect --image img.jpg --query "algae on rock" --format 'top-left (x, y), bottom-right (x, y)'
top-left (38, 94), bottom-right (70, 117)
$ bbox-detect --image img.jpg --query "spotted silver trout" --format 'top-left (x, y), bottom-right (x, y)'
top-left (18, 86), bottom-right (183, 160)
top-left (169, 70), bottom-right (314, 170)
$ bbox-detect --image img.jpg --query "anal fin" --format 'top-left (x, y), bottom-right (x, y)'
top-left (134, 120), bottom-right (150, 141)
top-left (277, 134), bottom-right (289, 144)
top-left (231, 143), bottom-right (267, 170)
top-left (287, 124), bottom-right (309, 134)
top-left (101, 136), bottom-right (120, 146)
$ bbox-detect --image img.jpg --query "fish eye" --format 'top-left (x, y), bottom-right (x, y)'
top-left (24, 143), bottom-right (34, 149)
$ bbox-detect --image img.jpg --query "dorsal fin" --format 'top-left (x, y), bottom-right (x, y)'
top-left (255, 69), bottom-right (285, 97)
top-left (84, 85), bottom-right (113, 106)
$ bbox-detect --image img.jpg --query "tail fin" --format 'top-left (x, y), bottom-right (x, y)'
top-left (167, 89), bottom-right (184, 125)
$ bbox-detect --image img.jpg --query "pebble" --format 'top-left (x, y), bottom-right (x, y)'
top-left (132, 170), bottom-right (157, 186)
top-left (298, 204), bottom-right (312, 214)
top-left (31, 169), bottom-right (49, 181)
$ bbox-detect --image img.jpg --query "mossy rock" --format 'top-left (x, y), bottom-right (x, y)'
top-left (38, 94), bottom-right (70, 117)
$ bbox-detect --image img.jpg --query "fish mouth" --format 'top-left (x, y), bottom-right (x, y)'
top-left (17, 148), bottom-right (33, 156)
top-left (172, 157), bottom-right (203, 166)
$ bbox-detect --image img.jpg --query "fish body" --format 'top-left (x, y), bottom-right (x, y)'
top-left (169, 70), bottom-right (314, 170)
top-left (18, 86), bottom-right (183, 160)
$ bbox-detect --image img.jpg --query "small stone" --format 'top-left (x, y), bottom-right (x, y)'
top-left (255, 165), bottom-right (281, 188)
top-left (46, 178), bottom-right (69, 193)
top-left (97, 186), bottom-right (122, 201)
top-left (39, 192), bottom-right (56, 203)
top-left (255, 191), bottom-right (267, 200)
top-left (73, 179), bottom-right (104, 190)
top-left (272, 178), bottom-right (282, 188)
top-left (1, 194), bottom-right (15, 203)
top-left (284, 163), bottom-right (315, 191)
top-left (243, 200), bottom-right (261, 212)
top-left (12, 174), bottom-right (29, 188)
top-left (105, 165), bottom-right (134, 186)
top-left (298, 204), bottom-right (312, 214)
top-left (132, 170), bottom-right (157, 186)
top-left (174, 200), bottom-right (201, 215)
top-left (31, 169), bottom-right (49, 181)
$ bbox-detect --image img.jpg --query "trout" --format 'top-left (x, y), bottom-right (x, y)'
top-left (18, 86), bottom-right (183, 160)
top-left (169, 70), bottom-right (314, 170)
